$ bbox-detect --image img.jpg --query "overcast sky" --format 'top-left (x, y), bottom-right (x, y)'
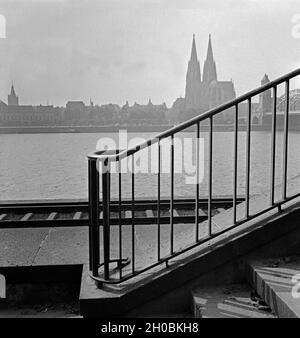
top-left (0, 0), bottom-right (299, 107)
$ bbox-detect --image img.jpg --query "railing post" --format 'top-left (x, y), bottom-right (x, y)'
top-left (88, 157), bottom-right (100, 277)
top-left (270, 86), bottom-right (277, 205)
top-left (131, 154), bottom-right (135, 273)
top-left (157, 141), bottom-right (161, 261)
top-left (208, 116), bottom-right (213, 236)
top-left (233, 104), bottom-right (238, 224)
top-left (245, 98), bottom-right (251, 218)
top-left (102, 158), bottom-right (111, 280)
top-left (170, 135), bottom-right (174, 254)
top-left (118, 160), bottom-right (123, 279)
top-left (282, 80), bottom-right (290, 200)
top-left (88, 148), bottom-right (127, 286)
top-left (195, 121), bottom-right (200, 241)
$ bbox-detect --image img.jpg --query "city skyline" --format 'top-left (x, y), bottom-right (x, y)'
top-left (0, 0), bottom-right (299, 107)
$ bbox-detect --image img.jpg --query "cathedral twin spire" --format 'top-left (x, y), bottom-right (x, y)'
top-left (185, 34), bottom-right (218, 109)
top-left (183, 33), bottom-right (236, 113)
top-left (188, 33), bottom-right (217, 84)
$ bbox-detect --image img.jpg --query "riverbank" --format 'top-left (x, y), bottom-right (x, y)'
top-left (0, 125), bottom-right (171, 134)
top-left (0, 123), bottom-right (287, 134)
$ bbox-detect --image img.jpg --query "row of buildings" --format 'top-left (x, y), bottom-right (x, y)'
top-left (0, 34), bottom-right (299, 128)
top-left (0, 86), bottom-right (168, 126)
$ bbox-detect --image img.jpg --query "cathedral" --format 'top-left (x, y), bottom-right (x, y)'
top-left (170, 34), bottom-right (236, 122)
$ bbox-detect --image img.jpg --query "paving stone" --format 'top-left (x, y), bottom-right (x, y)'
top-left (33, 227), bottom-right (88, 266)
top-left (0, 228), bottom-right (50, 267)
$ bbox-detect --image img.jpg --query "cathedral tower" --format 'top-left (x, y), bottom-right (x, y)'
top-left (203, 34), bottom-right (217, 85)
top-left (171, 34), bottom-right (236, 122)
top-left (185, 34), bottom-right (202, 110)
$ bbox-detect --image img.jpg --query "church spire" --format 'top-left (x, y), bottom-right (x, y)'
top-left (203, 34), bottom-right (217, 84)
top-left (8, 82), bottom-right (19, 106)
top-left (10, 82), bottom-right (16, 96)
top-left (206, 34), bottom-right (214, 61)
top-left (185, 34), bottom-right (202, 109)
top-left (190, 33), bottom-right (198, 61)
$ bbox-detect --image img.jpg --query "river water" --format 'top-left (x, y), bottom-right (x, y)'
top-left (0, 131), bottom-right (299, 201)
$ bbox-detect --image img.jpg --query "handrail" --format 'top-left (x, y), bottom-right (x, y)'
top-left (88, 68), bottom-right (300, 286)
top-left (88, 68), bottom-right (300, 162)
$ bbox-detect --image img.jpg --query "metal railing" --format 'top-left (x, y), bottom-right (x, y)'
top-left (88, 68), bottom-right (300, 286)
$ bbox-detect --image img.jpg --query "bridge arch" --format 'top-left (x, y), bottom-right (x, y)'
top-left (277, 89), bottom-right (300, 111)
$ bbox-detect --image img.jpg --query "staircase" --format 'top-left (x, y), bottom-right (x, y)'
top-left (192, 284), bottom-right (275, 318)
top-left (81, 68), bottom-right (300, 318)
top-left (246, 257), bottom-right (300, 318)
top-left (188, 255), bottom-right (300, 318)
top-left (80, 192), bottom-right (300, 317)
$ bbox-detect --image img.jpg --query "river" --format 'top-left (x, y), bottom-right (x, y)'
top-left (0, 131), bottom-right (299, 201)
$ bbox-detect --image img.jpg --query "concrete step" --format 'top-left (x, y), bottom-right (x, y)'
top-left (246, 256), bottom-right (300, 318)
top-left (192, 284), bottom-right (275, 318)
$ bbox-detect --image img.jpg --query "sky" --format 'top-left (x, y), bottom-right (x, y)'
top-left (0, 0), bottom-right (299, 107)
